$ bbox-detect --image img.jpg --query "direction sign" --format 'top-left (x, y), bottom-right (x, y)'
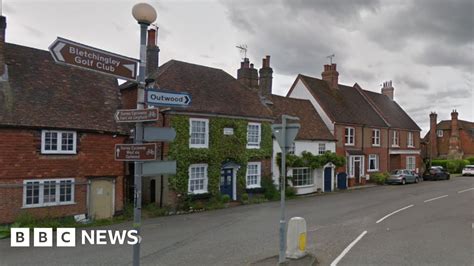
top-left (115, 143), bottom-right (157, 161)
top-left (145, 89), bottom-right (191, 107)
top-left (142, 160), bottom-right (177, 176)
top-left (115, 108), bottom-right (159, 123)
top-left (49, 37), bottom-right (139, 81)
top-left (144, 127), bottom-right (176, 142)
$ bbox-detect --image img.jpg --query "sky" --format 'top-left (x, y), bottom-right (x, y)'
top-left (3, 0), bottom-right (473, 135)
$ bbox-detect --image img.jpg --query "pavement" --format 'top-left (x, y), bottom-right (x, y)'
top-left (0, 175), bottom-right (473, 266)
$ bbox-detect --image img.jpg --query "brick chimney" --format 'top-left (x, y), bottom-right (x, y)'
top-left (0, 16), bottom-right (6, 78)
top-left (381, 80), bottom-right (394, 100)
top-left (259, 55), bottom-right (273, 97)
top-left (146, 28), bottom-right (160, 77)
top-left (237, 58), bottom-right (258, 89)
top-left (429, 112), bottom-right (438, 159)
top-left (447, 109), bottom-right (463, 159)
top-left (321, 63), bottom-right (339, 89)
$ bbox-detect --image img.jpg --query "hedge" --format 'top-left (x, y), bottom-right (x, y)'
top-left (431, 159), bottom-right (470, 173)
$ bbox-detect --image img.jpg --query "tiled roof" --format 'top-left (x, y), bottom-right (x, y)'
top-left (121, 60), bottom-right (273, 120)
top-left (270, 95), bottom-right (335, 141)
top-left (362, 90), bottom-right (421, 130)
top-left (0, 43), bottom-right (124, 133)
top-left (436, 120), bottom-right (473, 130)
top-left (296, 75), bottom-right (388, 127)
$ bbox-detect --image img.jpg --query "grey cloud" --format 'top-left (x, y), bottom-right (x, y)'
top-left (3, 3), bottom-right (15, 14)
top-left (396, 74), bottom-right (429, 90)
top-left (21, 24), bottom-right (44, 38)
top-left (416, 44), bottom-right (474, 70)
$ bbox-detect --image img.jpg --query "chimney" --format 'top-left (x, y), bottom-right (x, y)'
top-left (381, 80), bottom-right (394, 100)
top-left (146, 28), bottom-right (160, 77)
top-left (0, 16), bottom-right (6, 78)
top-left (259, 55), bottom-right (273, 97)
top-left (448, 109), bottom-right (463, 159)
top-left (450, 109), bottom-right (459, 137)
top-left (237, 58), bottom-right (258, 89)
top-left (321, 63), bottom-right (339, 89)
top-left (429, 112), bottom-right (438, 159)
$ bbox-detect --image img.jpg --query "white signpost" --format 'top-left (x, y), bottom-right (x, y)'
top-left (145, 89), bottom-right (191, 107)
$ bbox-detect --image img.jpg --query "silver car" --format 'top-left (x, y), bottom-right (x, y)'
top-left (386, 169), bottom-right (419, 185)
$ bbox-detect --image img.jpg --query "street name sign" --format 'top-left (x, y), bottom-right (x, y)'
top-left (115, 108), bottom-right (159, 123)
top-left (142, 160), bottom-right (177, 176)
top-left (143, 127), bottom-right (176, 142)
top-left (49, 37), bottom-right (139, 81)
top-left (115, 143), bottom-right (157, 161)
top-left (145, 89), bottom-right (191, 107)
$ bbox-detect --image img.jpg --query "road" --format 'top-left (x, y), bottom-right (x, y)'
top-left (1, 176), bottom-right (473, 266)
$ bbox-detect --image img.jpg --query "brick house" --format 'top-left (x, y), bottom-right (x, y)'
top-left (286, 64), bottom-right (422, 186)
top-left (0, 16), bottom-right (127, 224)
top-left (422, 110), bottom-right (474, 160)
top-left (120, 32), bottom-right (274, 206)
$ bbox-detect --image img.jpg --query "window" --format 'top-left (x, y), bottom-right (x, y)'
top-left (406, 156), bottom-right (416, 170)
top-left (23, 178), bottom-right (74, 207)
top-left (368, 154), bottom-right (379, 172)
top-left (372, 129), bottom-right (380, 146)
top-left (407, 132), bottom-right (414, 147)
top-left (188, 164), bottom-right (208, 194)
top-left (392, 130), bottom-right (399, 147)
top-left (288, 142), bottom-right (296, 155)
top-left (292, 168), bottom-right (313, 187)
top-left (318, 143), bottom-right (326, 155)
top-left (41, 130), bottom-right (77, 154)
top-left (437, 130), bottom-right (443, 137)
top-left (189, 118), bottom-right (209, 148)
top-left (247, 123), bottom-right (261, 149)
top-left (246, 162), bottom-right (261, 188)
top-left (345, 127), bottom-right (355, 145)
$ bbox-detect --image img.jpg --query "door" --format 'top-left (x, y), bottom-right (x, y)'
top-left (337, 173), bottom-right (347, 190)
top-left (220, 168), bottom-right (233, 199)
top-left (150, 179), bottom-right (156, 203)
top-left (354, 161), bottom-right (361, 184)
top-left (324, 167), bottom-right (332, 192)
top-left (90, 179), bottom-right (114, 220)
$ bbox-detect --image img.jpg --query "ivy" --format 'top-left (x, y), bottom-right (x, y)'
top-left (168, 115), bottom-right (272, 199)
top-left (276, 151), bottom-right (346, 169)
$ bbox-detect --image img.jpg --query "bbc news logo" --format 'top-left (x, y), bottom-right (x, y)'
top-left (11, 228), bottom-right (140, 247)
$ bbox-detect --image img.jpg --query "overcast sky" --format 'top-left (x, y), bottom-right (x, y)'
top-left (3, 0), bottom-right (473, 135)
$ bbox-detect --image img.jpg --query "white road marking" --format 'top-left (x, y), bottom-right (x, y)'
top-left (424, 194), bottom-right (448, 203)
top-left (376, 205), bottom-right (414, 224)
top-left (458, 187), bottom-right (474, 194)
top-left (330, 230), bottom-right (368, 266)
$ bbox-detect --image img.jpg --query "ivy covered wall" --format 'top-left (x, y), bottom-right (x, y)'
top-left (168, 115), bottom-right (272, 198)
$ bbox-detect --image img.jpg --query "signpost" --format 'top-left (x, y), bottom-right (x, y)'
top-left (142, 160), bottom-right (177, 176)
top-left (49, 37), bottom-right (139, 81)
top-left (115, 108), bottom-right (159, 123)
top-left (145, 89), bottom-right (191, 107)
top-left (144, 127), bottom-right (176, 142)
top-left (115, 143), bottom-right (157, 161)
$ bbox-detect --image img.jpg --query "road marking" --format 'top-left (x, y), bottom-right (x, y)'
top-left (376, 205), bottom-right (414, 224)
top-left (424, 194), bottom-right (448, 203)
top-left (330, 230), bottom-right (367, 266)
top-left (458, 187), bottom-right (474, 194)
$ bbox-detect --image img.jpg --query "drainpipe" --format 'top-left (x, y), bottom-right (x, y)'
top-left (387, 128), bottom-right (391, 172)
top-left (361, 125), bottom-right (365, 182)
top-left (159, 112), bottom-right (166, 208)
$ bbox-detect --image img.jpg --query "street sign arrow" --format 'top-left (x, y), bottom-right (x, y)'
top-left (49, 37), bottom-right (139, 81)
top-left (115, 143), bottom-right (157, 161)
top-left (142, 160), bottom-right (177, 176)
top-left (144, 127), bottom-right (176, 142)
top-left (145, 89), bottom-right (192, 107)
top-left (115, 108), bottom-right (159, 123)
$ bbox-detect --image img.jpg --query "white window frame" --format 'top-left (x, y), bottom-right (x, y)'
top-left (407, 132), bottom-right (414, 147)
top-left (246, 162), bottom-right (261, 189)
top-left (188, 164), bottom-right (208, 194)
top-left (406, 156), bottom-right (416, 170)
top-left (391, 130), bottom-right (399, 147)
top-left (189, 118), bottom-right (209, 148)
top-left (372, 129), bottom-right (380, 147)
top-left (292, 167), bottom-right (313, 187)
top-left (347, 156), bottom-right (365, 178)
top-left (41, 130), bottom-right (77, 154)
top-left (368, 154), bottom-right (379, 172)
top-left (345, 127), bottom-right (355, 146)
top-left (318, 143), bottom-right (326, 155)
top-left (23, 178), bottom-right (75, 208)
top-left (288, 142), bottom-right (296, 155)
top-left (246, 122), bottom-right (261, 149)
top-left (437, 129), bottom-right (443, 137)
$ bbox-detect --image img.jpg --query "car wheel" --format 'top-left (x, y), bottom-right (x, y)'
top-left (415, 178), bottom-right (419, 183)
top-left (402, 179), bottom-right (406, 185)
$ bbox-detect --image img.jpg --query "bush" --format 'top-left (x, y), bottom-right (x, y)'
top-left (466, 157), bottom-right (474, 165)
top-left (285, 186), bottom-right (297, 199)
top-left (221, 194), bottom-right (231, 204)
top-left (431, 159), bottom-right (448, 169)
top-left (143, 203), bottom-right (168, 218)
top-left (370, 172), bottom-right (389, 185)
top-left (241, 193), bottom-right (249, 204)
top-left (261, 177), bottom-right (279, 201)
top-left (446, 159), bottom-right (469, 173)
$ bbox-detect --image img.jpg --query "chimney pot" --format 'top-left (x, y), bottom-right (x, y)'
top-left (321, 64), bottom-right (339, 89)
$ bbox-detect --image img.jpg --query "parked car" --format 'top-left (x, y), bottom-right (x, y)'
top-left (386, 169), bottom-right (419, 185)
top-left (423, 167), bottom-right (450, 181)
top-left (462, 165), bottom-right (474, 176)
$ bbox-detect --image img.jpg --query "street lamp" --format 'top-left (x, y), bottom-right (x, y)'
top-left (132, 3), bottom-right (156, 266)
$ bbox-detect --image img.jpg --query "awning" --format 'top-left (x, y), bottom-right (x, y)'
top-left (346, 149), bottom-right (365, 156)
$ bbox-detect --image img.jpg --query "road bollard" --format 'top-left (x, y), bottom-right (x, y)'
top-left (286, 217), bottom-right (307, 259)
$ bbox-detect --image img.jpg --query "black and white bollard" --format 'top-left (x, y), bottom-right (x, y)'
top-left (286, 217), bottom-right (307, 259)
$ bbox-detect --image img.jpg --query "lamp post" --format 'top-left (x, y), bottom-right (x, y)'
top-left (131, 3), bottom-right (157, 266)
